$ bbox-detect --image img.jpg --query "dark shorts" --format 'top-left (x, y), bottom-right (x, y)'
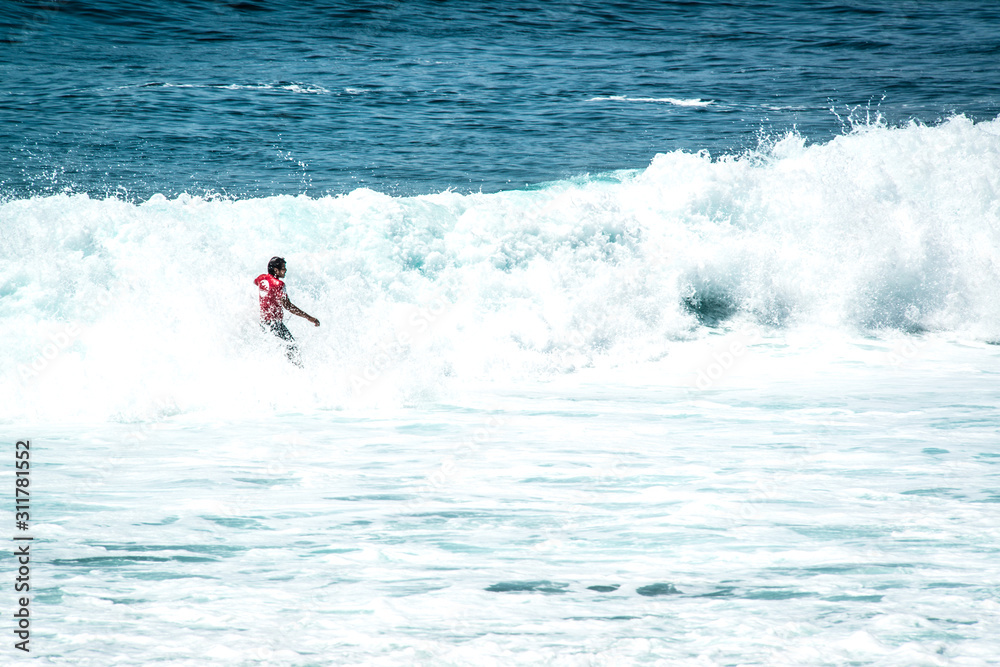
top-left (262, 320), bottom-right (295, 342)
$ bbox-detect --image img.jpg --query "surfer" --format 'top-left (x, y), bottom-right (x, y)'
top-left (254, 256), bottom-right (319, 366)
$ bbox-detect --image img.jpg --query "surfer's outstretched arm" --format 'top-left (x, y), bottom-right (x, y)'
top-left (283, 294), bottom-right (320, 326)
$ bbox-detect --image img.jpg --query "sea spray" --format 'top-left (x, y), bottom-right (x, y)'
top-left (3, 116), bottom-right (999, 420)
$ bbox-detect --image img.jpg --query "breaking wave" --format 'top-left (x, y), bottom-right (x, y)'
top-left (3, 115), bottom-right (1000, 419)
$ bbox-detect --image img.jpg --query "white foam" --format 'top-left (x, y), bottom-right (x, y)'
top-left (588, 95), bottom-right (713, 106)
top-left (4, 116), bottom-right (1000, 420)
top-left (135, 82), bottom-right (329, 94)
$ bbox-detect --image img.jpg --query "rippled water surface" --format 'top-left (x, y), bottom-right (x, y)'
top-left (31, 344), bottom-right (1000, 664)
top-left (3, 0), bottom-right (999, 196)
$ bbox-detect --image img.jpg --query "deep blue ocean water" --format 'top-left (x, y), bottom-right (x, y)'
top-left (4, 2), bottom-right (1000, 665)
top-left (3, 0), bottom-right (999, 197)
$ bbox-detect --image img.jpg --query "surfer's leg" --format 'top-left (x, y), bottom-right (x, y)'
top-left (274, 322), bottom-right (303, 367)
top-left (286, 343), bottom-right (303, 367)
top-left (262, 321), bottom-right (303, 367)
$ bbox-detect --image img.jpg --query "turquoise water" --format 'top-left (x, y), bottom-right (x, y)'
top-left (4, 1), bottom-right (1000, 664)
top-left (27, 345), bottom-right (1000, 663)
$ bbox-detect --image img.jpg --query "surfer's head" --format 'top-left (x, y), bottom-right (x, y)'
top-left (267, 256), bottom-right (286, 277)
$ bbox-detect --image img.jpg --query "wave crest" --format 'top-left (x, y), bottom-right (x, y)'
top-left (3, 115), bottom-right (1000, 419)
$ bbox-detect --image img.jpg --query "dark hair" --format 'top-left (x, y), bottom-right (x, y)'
top-left (267, 256), bottom-right (286, 276)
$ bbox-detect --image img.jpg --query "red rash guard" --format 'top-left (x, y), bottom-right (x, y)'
top-left (254, 273), bottom-right (286, 322)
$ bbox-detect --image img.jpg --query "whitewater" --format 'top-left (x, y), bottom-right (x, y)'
top-left (5, 116), bottom-right (1000, 417)
top-left (3, 116), bottom-right (1000, 664)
